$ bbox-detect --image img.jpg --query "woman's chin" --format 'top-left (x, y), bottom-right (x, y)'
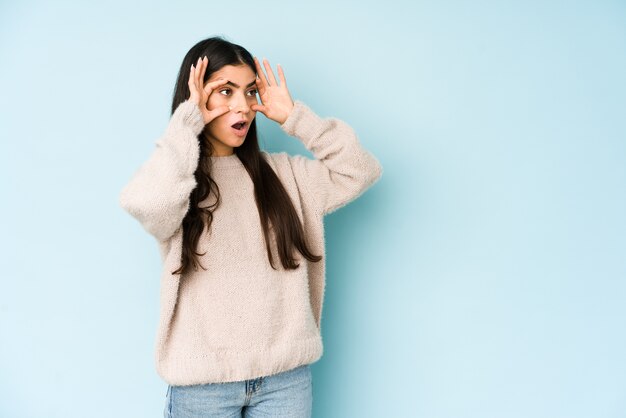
top-left (229, 136), bottom-right (246, 147)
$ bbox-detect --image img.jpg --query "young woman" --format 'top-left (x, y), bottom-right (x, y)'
top-left (119, 36), bottom-right (383, 418)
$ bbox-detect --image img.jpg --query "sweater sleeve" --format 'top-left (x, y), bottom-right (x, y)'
top-left (279, 100), bottom-right (383, 216)
top-left (119, 99), bottom-right (206, 242)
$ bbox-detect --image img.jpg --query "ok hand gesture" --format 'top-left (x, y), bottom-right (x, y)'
top-left (251, 57), bottom-right (295, 125)
top-left (188, 56), bottom-right (231, 125)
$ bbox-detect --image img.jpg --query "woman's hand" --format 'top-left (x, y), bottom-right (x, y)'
top-left (251, 57), bottom-right (295, 125)
top-left (188, 56), bottom-right (231, 125)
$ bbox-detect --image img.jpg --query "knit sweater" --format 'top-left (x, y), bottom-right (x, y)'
top-left (119, 98), bottom-right (383, 386)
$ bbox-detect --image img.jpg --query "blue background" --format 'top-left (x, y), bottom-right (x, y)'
top-left (1, 0), bottom-right (625, 417)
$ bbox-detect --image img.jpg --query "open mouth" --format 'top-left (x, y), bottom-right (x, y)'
top-left (231, 122), bottom-right (246, 131)
top-left (230, 121), bottom-right (249, 137)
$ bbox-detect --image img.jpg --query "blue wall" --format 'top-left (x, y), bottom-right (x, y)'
top-left (1, 0), bottom-right (624, 417)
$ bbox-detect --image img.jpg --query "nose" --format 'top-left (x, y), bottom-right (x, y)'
top-left (230, 93), bottom-right (252, 114)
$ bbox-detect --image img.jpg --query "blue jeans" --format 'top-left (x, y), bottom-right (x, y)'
top-left (164, 364), bottom-right (313, 417)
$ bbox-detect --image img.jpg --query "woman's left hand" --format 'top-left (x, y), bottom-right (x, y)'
top-left (251, 57), bottom-right (294, 125)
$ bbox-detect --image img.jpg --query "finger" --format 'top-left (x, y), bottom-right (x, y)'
top-left (196, 59), bottom-right (205, 97)
top-left (194, 57), bottom-right (202, 89)
top-left (203, 77), bottom-right (228, 95)
top-left (254, 56), bottom-right (270, 87)
top-left (263, 58), bottom-right (278, 86)
top-left (253, 56), bottom-right (265, 85)
top-left (207, 105), bottom-right (230, 120)
top-left (277, 64), bottom-right (287, 88)
top-left (251, 103), bottom-right (267, 114)
top-left (254, 72), bottom-right (266, 96)
top-left (200, 56), bottom-right (207, 83)
top-left (189, 65), bottom-right (197, 96)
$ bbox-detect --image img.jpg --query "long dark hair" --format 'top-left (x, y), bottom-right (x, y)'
top-left (170, 36), bottom-right (322, 275)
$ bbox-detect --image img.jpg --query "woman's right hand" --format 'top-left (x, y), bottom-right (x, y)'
top-left (188, 56), bottom-right (230, 125)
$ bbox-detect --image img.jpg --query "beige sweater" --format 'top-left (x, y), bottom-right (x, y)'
top-left (119, 99), bottom-right (383, 386)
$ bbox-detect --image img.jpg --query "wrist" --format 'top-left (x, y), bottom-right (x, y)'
top-left (279, 103), bottom-right (295, 125)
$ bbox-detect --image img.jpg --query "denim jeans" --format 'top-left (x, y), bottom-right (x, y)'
top-left (164, 364), bottom-right (313, 418)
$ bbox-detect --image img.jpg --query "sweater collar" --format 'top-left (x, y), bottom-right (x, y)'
top-left (209, 153), bottom-right (242, 169)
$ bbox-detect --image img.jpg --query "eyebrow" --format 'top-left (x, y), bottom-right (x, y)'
top-left (224, 79), bottom-right (257, 88)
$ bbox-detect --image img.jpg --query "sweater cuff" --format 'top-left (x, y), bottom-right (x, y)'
top-left (279, 100), bottom-right (325, 141)
top-left (174, 100), bottom-right (206, 136)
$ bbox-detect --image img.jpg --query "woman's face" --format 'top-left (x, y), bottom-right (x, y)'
top-left (203, 64), bottom-right (258, 156)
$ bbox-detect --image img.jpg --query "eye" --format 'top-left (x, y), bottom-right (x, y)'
top-left (219, 88), bottom-right (258, 97)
